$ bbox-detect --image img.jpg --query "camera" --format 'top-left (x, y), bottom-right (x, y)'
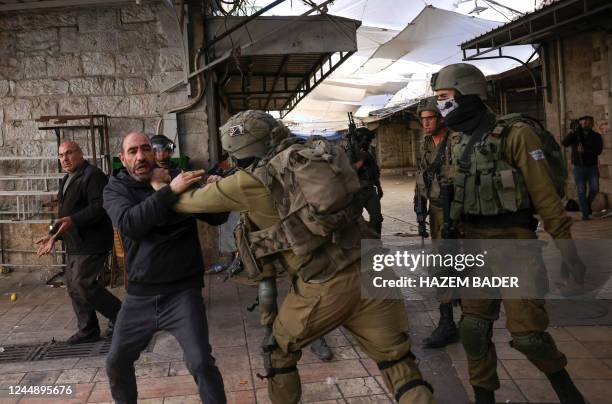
top-left (569, 119), bottom-right (580, 132)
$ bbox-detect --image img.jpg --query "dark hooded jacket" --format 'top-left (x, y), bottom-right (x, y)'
top-left (58, 160), bottom-right (113, 254)
top-left (103, 167), bottom-right (227, 296)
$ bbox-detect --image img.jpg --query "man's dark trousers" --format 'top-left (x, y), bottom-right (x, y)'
top-left (106, 288), bottom-right (226, 404)
top-left (65, 254), bottom-right (121, 336)
top-left (573, 165), bottom-right (599, 217)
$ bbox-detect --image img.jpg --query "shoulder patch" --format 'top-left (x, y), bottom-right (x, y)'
top-left (529, 149), bottom-right (545, 161)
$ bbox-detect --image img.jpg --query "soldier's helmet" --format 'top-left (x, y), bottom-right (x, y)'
top-left (416, 96), bottom-right (440, 117)
top-left (220, 110), bottom-right (290, 159)
top-left (431, 63), bottom-right (488, 99)
top-left (150, 134), bottom-right (175, 152)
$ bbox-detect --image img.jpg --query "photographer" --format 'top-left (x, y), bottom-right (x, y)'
top-left (562, 116), bottom-right (603, 220)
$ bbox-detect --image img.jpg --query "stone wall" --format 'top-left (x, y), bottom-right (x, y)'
top-left (543, 32), bottom-right (612, 202)
top-left (0, 3), bottom-right (219, 271)
top-left (0, 3), bottom-right (208, 163)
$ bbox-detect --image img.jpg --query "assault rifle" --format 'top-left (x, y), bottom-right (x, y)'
top-left (206, 163), bottom-right (239, 178)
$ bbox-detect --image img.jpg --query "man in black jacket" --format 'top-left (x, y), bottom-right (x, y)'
top-left (103, 132), bottom-right (227, 404)
top-left (36, 141), bottom-right (121, 345)
top-left (562, 115), bottom-right (604, 220)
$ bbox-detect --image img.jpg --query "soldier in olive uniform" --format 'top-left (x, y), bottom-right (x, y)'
top-left (431, 63), bottom-right (586, 404)
top-left (151, 111), bottom-right (435, 404)
top-left (346, 127), bottom-right (384, 237)
top-left (414, 96), bottom-right (460, 349)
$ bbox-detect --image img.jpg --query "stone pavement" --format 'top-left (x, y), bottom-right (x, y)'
top-left (0, 175), bottom-right (611, 403)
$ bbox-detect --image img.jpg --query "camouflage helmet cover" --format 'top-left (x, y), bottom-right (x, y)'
top-left (416, 96), bottom-right (440, 117)
top-left (431, 63), bottom-right (488, 99)
top-left (220, 110), bottom-right (289, 159)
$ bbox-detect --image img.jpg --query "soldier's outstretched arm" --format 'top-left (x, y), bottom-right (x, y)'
top-left (155, 171), bottom-right (248, 214)
top-left (506, 125), bottom-right (572, 239)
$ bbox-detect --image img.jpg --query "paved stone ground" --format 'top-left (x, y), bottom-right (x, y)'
top-left (0, 175), bottom-right (611, 403)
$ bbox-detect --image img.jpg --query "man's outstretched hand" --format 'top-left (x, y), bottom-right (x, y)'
top-left (169, 170), bottom-right (204, 194)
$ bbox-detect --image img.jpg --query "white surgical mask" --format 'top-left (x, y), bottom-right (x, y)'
top-left (437, 98), bottom-right (459, 117)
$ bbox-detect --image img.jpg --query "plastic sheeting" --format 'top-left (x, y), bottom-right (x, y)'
top-left (253, 0), bottom-right (538, 128)
top-left (357, 6), bottom-right (535, 76)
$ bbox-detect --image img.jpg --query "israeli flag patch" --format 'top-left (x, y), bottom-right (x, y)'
top-left (229, 124), bottom-right (244, 137)
top-left (529, 149), bottom-right (545, 161)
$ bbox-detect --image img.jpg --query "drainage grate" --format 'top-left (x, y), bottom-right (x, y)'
top-left (0, 339), bottom-right (113, 363)
top-left (1, 337), bottom-right (159, 363)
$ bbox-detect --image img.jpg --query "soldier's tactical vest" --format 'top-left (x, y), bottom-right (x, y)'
top-left (234, 137), bottom-right (375, 283)
top-left (450, 121), bottom-right (532, 220)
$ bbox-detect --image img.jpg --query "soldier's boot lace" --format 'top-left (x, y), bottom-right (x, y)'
top-left (422, 303), bottom-right (459, 349)
top-left (310, 337), bottom-right (334, 361)
top-left (546, 368), bottom-right (588, 404)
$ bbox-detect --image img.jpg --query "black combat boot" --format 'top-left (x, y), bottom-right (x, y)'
top-left (310, 337), bottom-right (334, 361)
top-left (422, 303), bottom-right (459, 348)
top-left (473, 386), bottom-right (495, 404)
top-left (546, 368), bottom-right (587, 404)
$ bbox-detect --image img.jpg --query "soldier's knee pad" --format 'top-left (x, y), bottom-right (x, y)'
top-left (257, 333), bottom-right (298, 381)
top-left (395, 379), bottom-right (433, 402)
top-left (510, 331), bottom-right (559, 361)
top-left (459, 315), bottom-right (493, 361)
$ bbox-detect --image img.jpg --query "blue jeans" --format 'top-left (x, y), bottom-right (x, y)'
top-left (573, 165), bottom-right (599, 217)
top-left (106, 288), bottom-right (226, 404)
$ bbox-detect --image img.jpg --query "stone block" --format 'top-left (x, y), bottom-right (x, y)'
top-left (116, 52), bottom-right (156, 77)
top-left (22, 56), bottom-right (47, 79)
top-left (18, 11), bottom-right (77, 29)
top-left (0, 80), bottom-right (9, 97)
top-left (0, 32), bottom-right (15, 56)
top-left (156, 11), bottom-right (182, 48)
top-left (31, 97), bottom-right (59, 119)
top-left (179, 112), bottom-right (207, 135)
top-left (82, 52), bottom-right (115, 76)
top-left (58, 97), bottom-right (89, 115)
top-left (129, 94), bottom-right (160, 116)
top-left (117, 23), bottom-right (158, 52)
top-left (14, 79), bottom-right (69, 96)
top-left (0, 15), bottom-right (21, 30)
top-left (3, 120), bottom-right (41, 141)
top-left (123, 78), bottom-right (147, 94)
top-left (109, 118), bottom-right (144, 140)
top-left (147, 71), bottom-right (183, 92)
top-left (4, 99), bottom-right (32, 120)
top-left (0, 109), bottom-right (4, 147)
top-left (16, 29), bottom-right (58, 52)
top-left (593, 90), bottom-right (608, 106)
top-left (98, 9), bottom-right (119, 30)
top-left (0, 57), bottom-right (22, 81)
top-left (46, 55), bottom-right (83, 77)
top-left (79, 31), bottom-right (117, 52)
top-left (592, 77), bottom-right (602, 91)
top-left (592, 61), bottom-right (604, 78)
top-left (120, 4), bottom-right (157, 24)
top-left (159, 47), bottom-right (183, 72)
top-left (600, 148), bottom-right (612, 165)
top-left (77, 10), bottom-right (98, 33)
top-left (69, 77), bottom-right (121, 96)
top-left (159, 90), bottom-right (190, 112)
top-left (89, 95), bottom-right (130, 116)
top-left (59, 27), bottom-right (79, 53)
